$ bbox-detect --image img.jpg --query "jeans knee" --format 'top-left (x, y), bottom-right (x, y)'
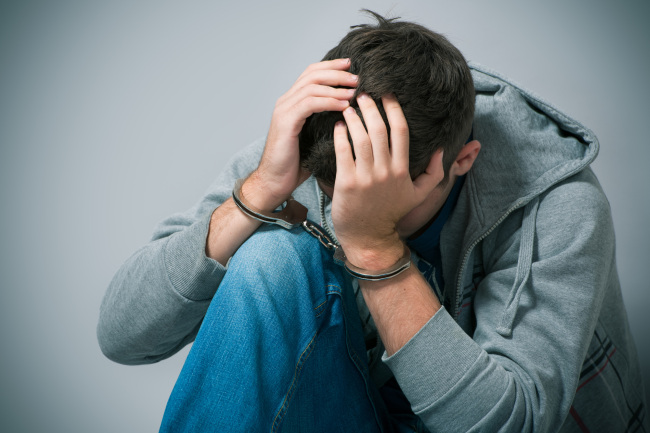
top-left (225, 225), bottom-right (331, 302)
top-left (232, 225), bottom-right (320, 269)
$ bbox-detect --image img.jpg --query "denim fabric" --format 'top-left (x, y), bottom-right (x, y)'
top-left (160, 225), bottom-right (425, 433)
top-left (101, 63), bottom-right (648, 431)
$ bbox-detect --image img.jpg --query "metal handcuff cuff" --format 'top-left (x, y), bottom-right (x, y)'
top-left (232, 178), bottom-right (411, 281)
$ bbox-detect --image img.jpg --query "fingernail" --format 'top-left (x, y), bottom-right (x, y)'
top-left (342, 58), bottom-right (350, 64)
top-left (344, 107), bottom-right (355, 114)
top-left (358, 93), bottom-right (369, 100)
top-left (335, 121), bottom-right (345, 127)
top-left (350, 74), bottom-right (358, 82)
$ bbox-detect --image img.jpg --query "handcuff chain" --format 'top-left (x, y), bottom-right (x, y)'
top-left (301, 220), bottom-right (338, 251)
top-left (231, 178), bottom-right (410, 281)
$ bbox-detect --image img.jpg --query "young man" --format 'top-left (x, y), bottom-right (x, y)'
top-left (98, 12), bottom-right (647, 432)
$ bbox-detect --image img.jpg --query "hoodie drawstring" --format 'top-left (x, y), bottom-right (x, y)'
top-left (496, 197), bottom-right (540, 337)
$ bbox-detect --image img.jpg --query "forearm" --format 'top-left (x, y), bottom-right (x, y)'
top-left (358, 264), bottom-right (441, 355)
top-left (98, 213), bottom-right (224, 364)
top-left (99, 140), bottom-right (268, 364)
top-left (100, 175), bottom-right (273, 363)
top-left (382, 308), bottom-right (530, 432)
top-left (205, 172), bottom-right (281, 266)
top-left (100, 58), bottom-right (357, 364)
top-left (362, 264), bottom-right (528, 431)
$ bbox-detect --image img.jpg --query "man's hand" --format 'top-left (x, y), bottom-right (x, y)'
top-left (244, 59), bottom-right (358, 211)
top-left (331, 94), bottom-right (444, 271)
top-left (206, 60), bottom-right (356, 265)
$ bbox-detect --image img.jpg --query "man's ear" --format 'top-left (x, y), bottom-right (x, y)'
top-left (449, 140), bottom-right (480, 177)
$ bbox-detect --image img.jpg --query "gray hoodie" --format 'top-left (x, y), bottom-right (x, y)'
top-left (98, 64), bottom-right (647, 432)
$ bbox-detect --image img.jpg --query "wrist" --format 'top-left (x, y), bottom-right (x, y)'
top-left (242, 171), bottom-right (286, 211)
top-left (341, 236), bottom-right (406, 272)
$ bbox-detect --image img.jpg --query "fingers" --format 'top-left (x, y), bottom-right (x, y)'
top-left (284, 59), bottom-right (357, 103)
top-left (298, 58), bottom-right (352, 78)
top-left (382, 94), bottom-right (409, 168)
top-left (274, 59), bottom-right (358, 136)
top-left (332, 90), bottom-right (413, 196)
top-left (333, 121), bottom-right (354, 177)
top-left (342, 93), bottom-right (396, 170)
top-left (342, 105), bottom-right (373, 170)
top-left (358, 94), bottom-right (391, 166)
top-left (295, 68), bottom-right (359, 89)
top-left (259, 59), bottom-right (357, 206)
top-left (287, 86), bottom-right (354, 121)
top-left (278, 69), bottom-right (357, 108)
top-left (300, 85), bottom-right (355, 100)
top-left (412, 149), bottom-right (445, 201)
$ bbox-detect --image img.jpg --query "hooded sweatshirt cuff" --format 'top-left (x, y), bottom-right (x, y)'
top-left (382, 306), bottom-right (485, 408)
top-left (163, 212), bottom-right (227, 301)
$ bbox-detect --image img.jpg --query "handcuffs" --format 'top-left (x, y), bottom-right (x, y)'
top-left (232, 178), bottom-right (411, 281)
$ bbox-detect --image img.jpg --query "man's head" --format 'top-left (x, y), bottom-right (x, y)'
top-left (299, 10), bottom-right (475, 186)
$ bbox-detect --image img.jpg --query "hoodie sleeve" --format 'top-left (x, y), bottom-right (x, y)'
top-left (383, 169), bottom-right (614, 432)
top-left (97, 139), bottom-right (265, 365)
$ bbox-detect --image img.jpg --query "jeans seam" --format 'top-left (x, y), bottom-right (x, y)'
top-left (339, 285), bottom-right (385, 432)
top-left (271, 286), bottom-right (342, 430)
top-left (314, 300), bottom-right (327, 317)
top-left (271, 331), bottom-right (318, 432)
top-left (314, 285), bottom-right (342, 318)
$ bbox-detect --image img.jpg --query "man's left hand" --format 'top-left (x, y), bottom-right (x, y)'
top-left (331, 94), bottom-right (443, 271)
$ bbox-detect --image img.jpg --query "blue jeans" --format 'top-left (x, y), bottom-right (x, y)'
top-left (160, 225), bottom-right (427, 432)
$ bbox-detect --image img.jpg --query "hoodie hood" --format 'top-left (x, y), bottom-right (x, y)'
top-left (440, 63), bottom-right (600, 320)
top-left (464, 63), bottom-right (598, 240)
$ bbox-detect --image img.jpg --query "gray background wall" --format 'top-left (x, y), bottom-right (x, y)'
top-left (1, 0), bottom-right (648, 431)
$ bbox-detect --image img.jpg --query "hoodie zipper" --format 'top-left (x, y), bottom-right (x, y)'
top-left (452, 199), bottom-right (526, 319)
top-left (318, 189), bottom-right (339, 245)
top-left (316, 182), bottom-right (530, 321)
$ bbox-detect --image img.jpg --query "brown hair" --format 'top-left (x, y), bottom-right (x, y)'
top-left (299, 10), bottom-right (475, 186)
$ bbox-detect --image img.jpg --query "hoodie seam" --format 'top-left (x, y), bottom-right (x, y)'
top-left (468, 171), bottom-right (486, 228)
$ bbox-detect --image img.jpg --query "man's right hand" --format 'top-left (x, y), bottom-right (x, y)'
top-left (242, 58), bottom-right (358, 211)
top-left (206, 59), bottom-right (357, 265)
